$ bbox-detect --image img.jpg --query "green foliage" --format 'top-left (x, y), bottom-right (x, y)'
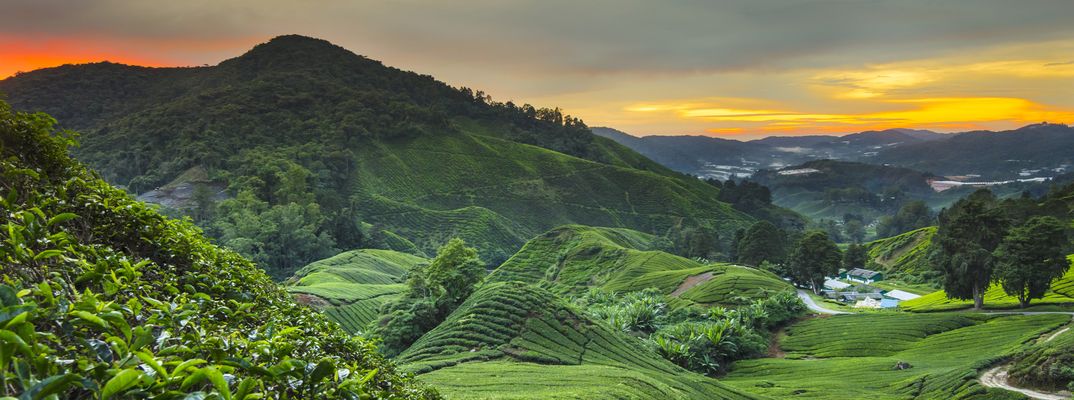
top-left (374, 239), bottom-right (485, 356)
top-left (901, 256), bottom-right (1074, 312)
top-left (788, 231), bottom-right (841, 292)
top-left (993, 216), bottom-right (1071, 307)
top-left (735, 221), bottom-right (788, 267)
top-left (866, 226), bottom-right (938, 283)
top-left (0, 100), bottom-right (435, 398)
top-left (843, 243), bottom-right (868, 270)
top-left (877, 200), bottom-right (935, 238)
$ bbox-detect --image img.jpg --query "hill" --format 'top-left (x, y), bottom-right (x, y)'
top-left (592, 127), bottom-right (945, 180)
top-left (751, 160), bottom-right (941, 222)
top-left (864, 227), bottom-right (938, 283)
top-left (0, 35), bottom-right (762, 278)
top-left (0, 101), bottom-right (433, 398)
top-left (397, 281), bottom-right (761, 399)
top-left (286, 249), bottom-right (428, 334)
top-left (487, 225), bottom-right (791, 304)
top-left (876, 123), bottom-right (1074, 180)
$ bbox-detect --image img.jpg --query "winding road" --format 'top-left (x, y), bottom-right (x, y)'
top-left (796, 290), bottom-right (848, 315)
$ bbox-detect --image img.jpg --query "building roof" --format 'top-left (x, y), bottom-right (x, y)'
top-left (879, 299), bottom-right (900, 308)
top-left (824, 279), bottom-right (851, 290)
top-left (883, 290), bottom-right (921, 301)
top-left (846, 268), bottom-right (882, 278)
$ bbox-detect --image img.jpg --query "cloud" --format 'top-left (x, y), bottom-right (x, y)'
top-left (1044, 60), bottom-right (1074, 67)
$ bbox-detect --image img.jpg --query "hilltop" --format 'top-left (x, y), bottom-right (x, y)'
top-left (0, 35), bottom-right (772, 278)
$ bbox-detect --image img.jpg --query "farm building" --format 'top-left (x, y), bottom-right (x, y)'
top-left (839, 292), bottom-right (883, 302)
top-left (842, 268), bottom-right (884, 284)
top-left (879, 299), bottom-right (900, 309)
top-left (824, 279), bottom-right (851, 290)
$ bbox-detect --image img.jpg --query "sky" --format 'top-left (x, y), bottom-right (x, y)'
top-left (2, 0), bottom-right (1073, 139)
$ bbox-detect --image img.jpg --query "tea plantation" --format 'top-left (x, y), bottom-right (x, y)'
top-left (1008, 322), bottom-right (1074, 391)
top-left (722, 313), bottom-right (1070, 399)
top-left (902, 256), bottom-right (1074, 311)
top-left (399, 281), bottom-right (762, 399)
top-left (487, 225), bottom-right (791, 304)
top-left (286, 249), bottom-right (428, 333)
top-left (865, 226), bottom-right (937, 281)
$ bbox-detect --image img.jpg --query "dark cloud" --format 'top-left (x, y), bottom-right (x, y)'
top-left (2, 0), bottom-right (1073, 74)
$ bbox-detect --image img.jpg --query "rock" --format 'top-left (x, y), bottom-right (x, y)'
top-left (893, 361), bottom-right (913, 370)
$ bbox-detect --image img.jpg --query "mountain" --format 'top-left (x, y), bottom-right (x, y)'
top-left (750, 160), bottom-right (940, 222)
top-left (0, 35), bottom-right (764, 278)
top-left (592, 127), bottom-right (945, 180)
top-left (875, 122), bottom-right (1074, 180)
top-left (0, 100), bottom-right (433, 399)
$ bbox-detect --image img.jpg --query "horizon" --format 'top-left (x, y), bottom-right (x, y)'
top-left (3, 1), bottom-right (1073, 139)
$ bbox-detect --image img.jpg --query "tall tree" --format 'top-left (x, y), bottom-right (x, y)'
top-left (736, 221), bottom-right (786, 267)
top-left (877, 200), bottom-right (934, 238)
top-left (845, 219), bottom-right (866, 244)
top-left (993, 216), bottom-right (1070, 308)
top-left (789, 231), bottom-right (842, 294)
top-left (843, 243), bottom-right (868, 270)
top-left (929, 189), bottom-right (1008, 310)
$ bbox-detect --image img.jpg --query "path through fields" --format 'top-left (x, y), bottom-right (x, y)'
top-left (670, 272), bottom-right (715, 297)
top-left (978, 315), bottom-right (1073, 400)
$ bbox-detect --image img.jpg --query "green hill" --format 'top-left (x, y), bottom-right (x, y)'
top-left (0, 101), bottom-right (433, 398)
top-left (286, 249), bottom-right (428, 333)
top-left (488, 225), bottom-right (791, 304)
top-left (901, 258), bottom-right (1074, 312)
top-left (398, 281), bottom-right (761, 400)
top-left (865, 226), bottom-right (938, 282)
top-left (1008, 322), bottom-right (1074, 392)
top-left (0, 35), bottom-right (762, 278)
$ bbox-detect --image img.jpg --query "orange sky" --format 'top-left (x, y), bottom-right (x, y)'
top-left (2, 1), bottom-right (1073, 139)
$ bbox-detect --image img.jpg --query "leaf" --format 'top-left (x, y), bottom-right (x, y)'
top-left (20, 373), bottom-right (82, 400)
top-left (135, 351), bottom-right (168, 380)
top-left (101, 369), bottom-right (143, 400)
top-left (203, 367), bottom-right (231, 400)
top-left (0, 286), bottom-right (18, 307)
top-left (32, 249), bottom-right (63, 261)
top-left (358, 368), bottom-right (378, 384)
top-left (0, 330), bottom-right (32, 357)
top-left (46, 213), bottom-right (78, 226)
top-left (69, 310), bottom-right (109, 331)
top-left (308, 359), bottom-right (335, 385)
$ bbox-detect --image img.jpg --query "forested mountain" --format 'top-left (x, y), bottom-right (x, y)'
top-left (875, 122), bottom-right (1074, 180)
top-left (0, 35), bottom-right (786, 278)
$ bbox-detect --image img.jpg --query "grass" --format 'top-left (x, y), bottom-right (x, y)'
top-left (399, 281), bottom-right (762, 399)
top-left (487, 225), bottom-right (791, 305)
top-left (285, 249), bottom-right (427, 333)
top-left (723, 313), bottom-right (1070, 399)
top-left (901, 257), bottom-right (1074, 312)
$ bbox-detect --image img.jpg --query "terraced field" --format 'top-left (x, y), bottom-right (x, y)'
top-left (866, 226), bottom-right (937, 279)
top-left (401, 281), bottom-right (761, 399)
top-left (723, 313), bottom-right (1070, 399)
top-left (902, 257), bottom-right (1074, 312)
top-left (487, 225), bottom-right (791, 305)
top-left (286, 249), bottom-right (427, 333)
top-left (1008, 321), bottom-right (1074, 391)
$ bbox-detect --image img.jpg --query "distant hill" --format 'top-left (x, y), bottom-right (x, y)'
top-left (0, 35), bottom-right (765, 277)
top-left (592, 127), bottom-right (946, 180)
top-left (875, 122), bottom-right (1074, 180)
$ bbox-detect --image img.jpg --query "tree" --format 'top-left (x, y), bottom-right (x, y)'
top-left (877, 200), bottom-right (934, 238)
top-left (423, 238), bottom-right (486, 305)
top-left (843, 243), bottom-right (868, 270)
top-left (788, 231), bottom-right (842, 294)
top-left (845, 219), bottom-right (866, 243)
top-left (993, 216), bottom-right (1070, 308)
top-left (929, 189), bottom-right (1008, 310)
top-left (736, 221), bottom-right (786, 267)
top-left (671, 227), bottom-right (720, 260)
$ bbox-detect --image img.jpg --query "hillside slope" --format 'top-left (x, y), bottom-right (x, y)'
top-left (0, 101), bottom-right (433, 398)
top-left (488, 225), bottom-right (791, 304)
top-left (0, 35), bottom-right (758, 277)
top-left (865, 226), bottom-right (938, 282)
top-left (398, 281), bottom-right (761, 400)
top-left (287, 249), bottom-right (428, 333)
